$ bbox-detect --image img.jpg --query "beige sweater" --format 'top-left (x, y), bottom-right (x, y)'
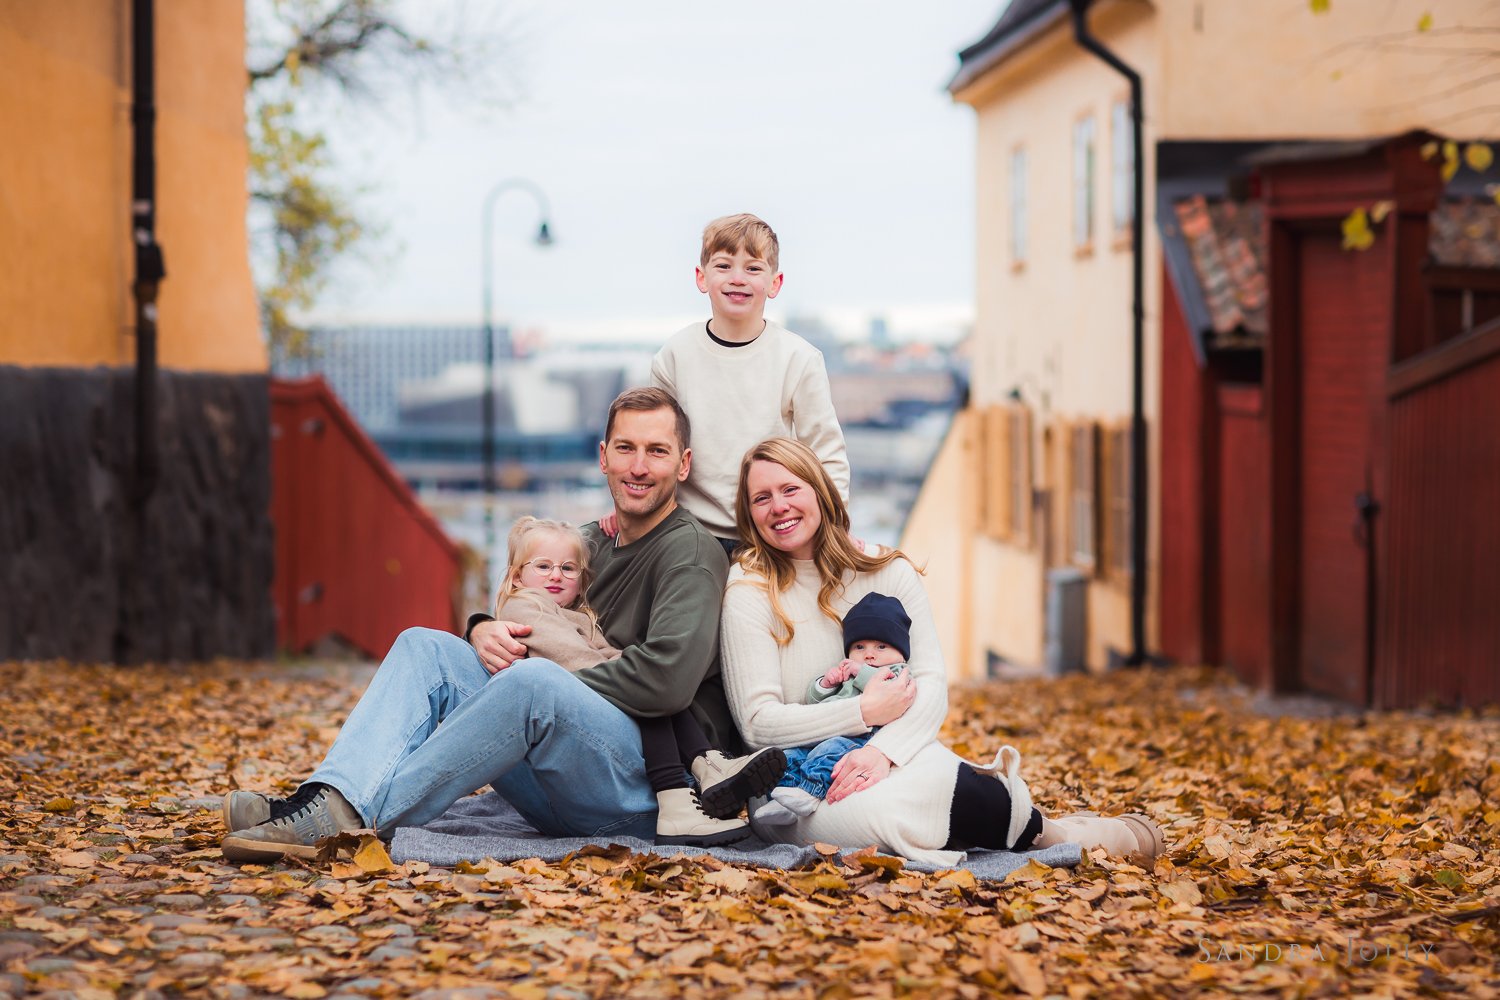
top-left (650, 320), bottom-right (849, 538)
top-left (494, 590), bottom-right (620, 672)
top-left (720, 558), bottom-right (965, 867)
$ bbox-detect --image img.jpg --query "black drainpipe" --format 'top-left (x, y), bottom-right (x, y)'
top-left (131, 0), bottom-right (165, 503)
top-left (1068, 0), bottom-right (1148, 667)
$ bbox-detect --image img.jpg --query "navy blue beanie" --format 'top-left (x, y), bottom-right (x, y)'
top-left (841, 592), bottom-right (911, 660)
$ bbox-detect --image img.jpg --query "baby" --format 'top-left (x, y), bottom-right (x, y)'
top-left (754, 592), bottom-right (909, 825)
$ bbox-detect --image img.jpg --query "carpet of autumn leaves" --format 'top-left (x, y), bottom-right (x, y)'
top-left (2, 660), bottom-right (1498, 999)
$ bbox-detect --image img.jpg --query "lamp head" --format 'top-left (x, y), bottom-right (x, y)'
top-left (534, 221), bottom-right (554, 247)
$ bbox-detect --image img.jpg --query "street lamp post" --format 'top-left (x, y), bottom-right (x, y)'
top-left (480, 178), bottom-right (553, 569)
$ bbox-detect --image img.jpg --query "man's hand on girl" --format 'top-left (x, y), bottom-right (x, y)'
top-left (858, 668), bottom-right (915, 726)
top-left (826, 745), bottom-right (893, 803)
top-left (471, 620), bottom-right (532, 675)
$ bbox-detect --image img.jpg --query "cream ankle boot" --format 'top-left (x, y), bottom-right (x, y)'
top-left (1040, 813), bottom-right (1166, 861)
top-left (655, 787), bottom-right (751, 847)
top-left (690, 747), bottom-right (787, 819)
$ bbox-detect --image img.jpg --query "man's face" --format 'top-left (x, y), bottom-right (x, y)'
top-left (599, 407), bottom-right (691, 526)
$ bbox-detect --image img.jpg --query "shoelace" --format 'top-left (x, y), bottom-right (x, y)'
top-left (268, 782), bottom-right (327, 822)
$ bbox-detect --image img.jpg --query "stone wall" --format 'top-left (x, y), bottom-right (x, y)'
top-left (0, 367), bottom-right (273, 662)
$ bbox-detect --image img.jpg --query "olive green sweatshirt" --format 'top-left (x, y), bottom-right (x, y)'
top-left (574, 507), bottom-right (744, 755)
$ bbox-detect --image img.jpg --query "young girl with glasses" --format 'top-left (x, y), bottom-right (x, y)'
top-left (494, 517), bottom-right (783, 846)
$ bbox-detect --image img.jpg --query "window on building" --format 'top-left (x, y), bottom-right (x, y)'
top-left (1111, 99), bottom-right (1134, 236)
top-left (1072, 115), bottom-right (1096, 251)
top-left (1421, 266), bottom-right (1500, 360)
top-left (1010, 147), bottom-right (1028, 265)
top-left (1069, 422), bottom-right (1097, 567)
top-left (1103, 424), bottom-right (1132, 579)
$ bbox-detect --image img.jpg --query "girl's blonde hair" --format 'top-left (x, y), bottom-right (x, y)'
top-left (732, 438), bottom-right (913, 645)
top-left (494, 516), bottom-right (596, 618)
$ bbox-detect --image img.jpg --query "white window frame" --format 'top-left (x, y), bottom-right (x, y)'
top-left (1010, 146), bottom-right (1028, 265)
top-left (1111, 99), bottom-right (1135, 236)
top-left (1072, 115), bottom-right (1097, 251)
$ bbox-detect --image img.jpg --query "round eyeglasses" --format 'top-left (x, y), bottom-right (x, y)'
top-left (521, 558), bottom-right (582, 579)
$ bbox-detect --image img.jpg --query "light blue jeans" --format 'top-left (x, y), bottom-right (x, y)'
top-left (778, 735), bottom-right (871, 799)
top-left (306, 627), bottom-right (657, 838)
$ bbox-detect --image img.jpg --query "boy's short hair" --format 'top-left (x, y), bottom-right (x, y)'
top-left (604, 387), bottom-right (692, 452)
top-left (700, 213), bottom-right (779, 273)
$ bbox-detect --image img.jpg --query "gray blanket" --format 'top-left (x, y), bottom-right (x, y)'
top-left (391, 792), bottom-right (1082, 879)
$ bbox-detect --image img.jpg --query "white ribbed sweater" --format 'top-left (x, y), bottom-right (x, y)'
top-left (720, 558), bottom-right (965, 867)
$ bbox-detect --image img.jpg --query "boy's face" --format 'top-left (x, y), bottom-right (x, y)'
top-left (696, 247), bottom-right (783, 321)
top-left (848, 639), bottom-right (904, 668)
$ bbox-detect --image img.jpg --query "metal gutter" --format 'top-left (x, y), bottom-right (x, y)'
top-left (1067, 0), bottom-right (1149, 667)
top-left (131, 0), bottom-right (165, 503)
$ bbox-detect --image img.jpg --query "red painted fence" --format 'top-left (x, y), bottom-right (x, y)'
top-left (1376, 323), bottom-right (1500, 708)
top-left (271, 377), bottom-right (463, 659)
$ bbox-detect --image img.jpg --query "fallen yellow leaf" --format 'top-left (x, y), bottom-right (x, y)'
top-left (353, 836), bottom-right (393, 874)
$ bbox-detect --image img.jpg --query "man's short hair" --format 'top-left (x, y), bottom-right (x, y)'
top-left (700, 213), bottom-right (779, 274)
top-left (604, 387), bottom-right (691, 452)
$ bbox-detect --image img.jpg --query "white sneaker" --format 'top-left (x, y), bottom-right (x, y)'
top-left (769, 786), bottom-right (821, 817)
top-left (751, 799), bottom-right (799, 826)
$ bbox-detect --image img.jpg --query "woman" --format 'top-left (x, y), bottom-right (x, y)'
top-left (719, 438), bottom-right (1164, 867)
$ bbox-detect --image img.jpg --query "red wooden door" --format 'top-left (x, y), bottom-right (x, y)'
top-left (1294, 233), bottom-right (1387, 704)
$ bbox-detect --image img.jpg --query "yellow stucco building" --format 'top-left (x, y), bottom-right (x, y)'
top-left (1, 1), bottom-right (263, 371)
top-left (903, 0), bottom-right (1500, 679)
top-left (2, 2), bottom-right (272, 662)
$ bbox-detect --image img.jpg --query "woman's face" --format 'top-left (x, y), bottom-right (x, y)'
top-left (746, 460), bottom-right (823, 560)
top-left (513, 532), bottom-right (584, 607)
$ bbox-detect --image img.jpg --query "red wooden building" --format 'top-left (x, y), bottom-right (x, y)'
top-left (1159, 132), bottom-right (1500, 709)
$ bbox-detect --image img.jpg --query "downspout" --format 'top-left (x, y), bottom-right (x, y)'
top-left (1067, 0), bottom-right (1149, 666)
top-left (131, 0), bottom-right (166, 503)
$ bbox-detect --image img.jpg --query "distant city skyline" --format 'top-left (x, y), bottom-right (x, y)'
top-left (289, 0), bottom-right (1005, 346)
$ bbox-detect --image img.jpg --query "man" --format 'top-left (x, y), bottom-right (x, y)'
top-left (221, 388), bottom-right (771, 861)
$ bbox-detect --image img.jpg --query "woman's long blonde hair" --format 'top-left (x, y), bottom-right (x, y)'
top-left (732, 438), bottom-right (912, 645)
top-left (494, 516), bottom-right (597, 620)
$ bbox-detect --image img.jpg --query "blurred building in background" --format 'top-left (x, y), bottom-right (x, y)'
top-left (274, 320), bottom-right (969, 560)
top-left (905, 0), bottom-right (1500, 707)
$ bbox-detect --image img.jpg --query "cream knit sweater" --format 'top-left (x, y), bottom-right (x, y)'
top-left (650, 321), bottom-right (849, 539)
top-left (720, 558), bottom-right (965, 867)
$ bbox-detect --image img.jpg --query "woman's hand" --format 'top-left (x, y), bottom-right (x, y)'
top-left (858, 668), bottom-right (915, 726)
top-left (826, 746), bottom-right (893, 803)
top-left (471, 620), bottom-right (532, 675)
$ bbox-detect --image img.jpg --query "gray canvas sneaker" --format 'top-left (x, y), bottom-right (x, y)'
top-left (221, 790), bottom-right (273, 832)
top-left (220, 783), bottom-right (363, 863)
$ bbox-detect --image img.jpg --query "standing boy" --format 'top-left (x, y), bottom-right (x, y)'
top-left (649, 213), bottom-right (850, 556)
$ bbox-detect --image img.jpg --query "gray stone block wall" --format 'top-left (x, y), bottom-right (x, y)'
top-left (0, 366), bottom-right (274, 662)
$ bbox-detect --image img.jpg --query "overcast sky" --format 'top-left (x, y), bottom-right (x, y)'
top-left (303, 1), bottom-right (1007, 344)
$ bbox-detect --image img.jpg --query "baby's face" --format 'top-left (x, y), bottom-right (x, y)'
top-left (848, 639), bottom-right (903, 667)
